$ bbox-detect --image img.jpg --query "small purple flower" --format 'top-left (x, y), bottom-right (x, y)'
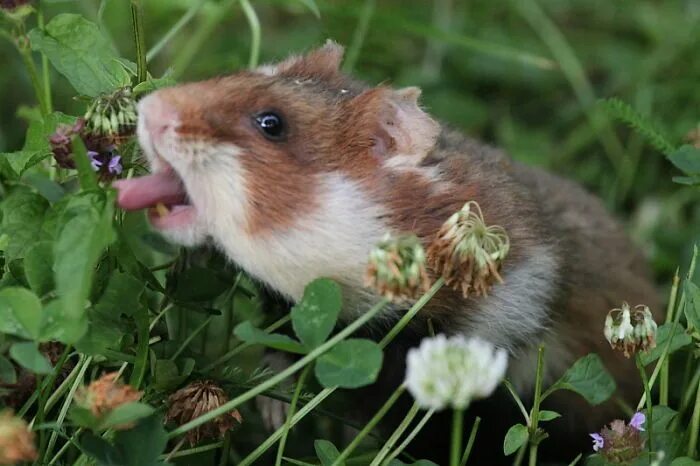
top-left (108, 154), bottom-right (122, 175)
top-left (590, 432), bottom-right (604, 451)
top-left (629, 412), bottom-right (645, 431)
top-left (88, 151), bottom-right (102, 171)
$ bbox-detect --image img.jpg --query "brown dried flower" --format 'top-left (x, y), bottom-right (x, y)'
top-left (0, 411), bottom-right (37, 465)
top-left (428, 201), bottom-right (510, 297)
top-left (165, 380), bottom-right (242, 446)
top-left (75, 373), bottom-right (142, 420)
top-left (364, 234), bottom-right (431, 302)
top-left (604, 303), bottom-right (657, 358)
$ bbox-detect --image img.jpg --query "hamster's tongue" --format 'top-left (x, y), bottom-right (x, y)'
top-left (113, 172), bottom-right (195, 229)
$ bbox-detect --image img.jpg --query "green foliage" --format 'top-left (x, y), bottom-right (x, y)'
top-left (314, 439), bottom-right (343, 465)
top-left (314, 338), bottom-right (383, 388)
top-left (503, 423), bottom-right (528, 456)
top-left (600, 98), bottom-right (675, 156)
top-left (548, 354), bottom-right (616, 405)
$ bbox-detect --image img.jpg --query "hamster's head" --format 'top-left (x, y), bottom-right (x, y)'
top-left (115, 41), bottom-right (441, 304)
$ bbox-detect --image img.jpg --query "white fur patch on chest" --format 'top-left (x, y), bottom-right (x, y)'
top-left (201, 168), bottom-right (389, 313)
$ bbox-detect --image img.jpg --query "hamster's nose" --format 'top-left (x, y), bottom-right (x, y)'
top-left (138, 94), bottom-right (180, 139)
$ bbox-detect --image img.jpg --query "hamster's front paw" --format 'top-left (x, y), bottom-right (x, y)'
top-left (256, 395), bottom-right (289, 431)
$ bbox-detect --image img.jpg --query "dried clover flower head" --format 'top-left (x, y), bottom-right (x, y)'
top-left (427, 201), bottom-right (510, 298)
top-left (404, 334), bottom-right (508, 410)
top-left (604, 303), bottom-right (657, 358)
top-left (590, 412), bottom-right (646, 464)
top-left (0, 410), bottom-right (37, 465)
top-left (49, 119), bottom-right (85, 169)
top-left (165, 380), bottom-right (242, 446)
top-left (84, 87), bottom-right (138, 138)
top-left (365, 234), bottom-right (431, 302)
top-left (75, 373), bottom-right (142, 421)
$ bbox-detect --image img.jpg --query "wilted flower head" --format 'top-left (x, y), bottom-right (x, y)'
top-left (0, 411), bottom-right (37, 465)
top-left (49, 119), bottom-right (85, 169)
top-left (75, 373), bottom-right (142, 422)
top-left (165, 380), bottom-right (242, 446)
top-left (0, 0), bottom-right (32, 11)
top-left (590, 412), bottom-right (646, 463)
top-left (604, 303), bottom-right (657, 358)
top-left (427, 201), bottom-right (510, 298)
top-left (84, 87), bottom-right (137, 138)
top-left (365, 234), bottom-right (431, 302)
top-left (404, 334), bottom-right (507, 410)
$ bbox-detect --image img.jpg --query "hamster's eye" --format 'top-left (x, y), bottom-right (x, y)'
top-left (254, 112), bottom-right (285, 140)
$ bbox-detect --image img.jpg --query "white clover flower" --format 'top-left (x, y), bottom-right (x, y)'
top-left (404, 334), bottom-right (508, 410)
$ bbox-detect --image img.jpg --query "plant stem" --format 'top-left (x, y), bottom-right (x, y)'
top-left (203, 314), bottom-right (291, 371)
top-left (37, 345), bottom-right (72, 462)
top-left (331, 384), bottom-right (406, 466)
top-left (171, 316), bottom-right (213, 360)
top-left (687, 366), bottom-right (700, 457)
top-left (17, 40), bottom-right (49, 115)
top-left (450, 408), bottom-right (464, 466)
top-left (528, 345), bottom-right (545, 466)
top-left (147, 0), bottom-right (208, 63)
top-left (660, 270), bottom-right (680, 406)
top-left (503, 379), bottom-right (530, 424)
top-left (275, 365), bottom-right (311, 466)
top-left (131, 0), bottom-right (148, 83)
top-left (169, 298), bottom-right (390, 439)
top-left (370, 402), bottom-right (420, 466)
top-left (382, 409), bottom-right (435, 465)
top-left (343, 0), bottom-right (376, 72)
top-left (636, 354), bottom-right (653, 453)
top-left (513, 445), bottom-right (527, 466)
top-left (460, 417), bottom-right (481, 466)
top-left (37, 9), bottom-right (52, 114)
top-left (238, 388), bottom-right (335, 466)
top-left (239, 0), bottom-right (260, 69)
top-left (379, 277), bottom-right (445, 348)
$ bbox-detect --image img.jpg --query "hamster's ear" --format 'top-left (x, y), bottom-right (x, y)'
top-left (261, 40), bottom-right (345, 80)
top-left (348, 86), bottom-right (439, 165)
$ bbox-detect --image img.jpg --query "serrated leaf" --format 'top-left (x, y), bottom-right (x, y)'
top-left (503, 423), bottom-right (528, 456)
top-left (0, 286), bottom-right (43, 339)
top-left (292, 278), bottom-right (342, 349)
top-left (234, 321), bottom-right (307, 354)
top-left (10, 342), bottom-right (53, 374)
top-left (640, 322), bottom-right (692, 365)
top-left (315, 339), bottom-right (383, 388)
top-left (28, 14), bottom-right (131, 96)
top-left (24, 241), bottom-right (55, 296)
top-left (98, 402), bottom-right (155, 430)
top-left (550, 354), bottom-right (616, 405)
top-left (538, 410), bottom-right (561, 422)
top-left (314, 439), bottom-right (342, 466)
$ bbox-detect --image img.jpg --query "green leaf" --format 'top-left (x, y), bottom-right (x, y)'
top-left (296, 0), bottom-right (321, 18)
top-left (80, 431), bottom-right (123, 465)
top-left (170, 266), bottom-right (230, 303)
top-left (673, 175), bottom-right (700, 186)
top-left (233, 321), bottom-right (307, 354)
top-left (72, 136), bottom-right (99, 191)
top-left (10, 342), bottom-right (53, 374)
top-left (292, 278), bottom-right (342, 349)
top-left (0, 356), bottom-right (17, 384)
top-left (315, 339), bottom-right (383, 388)
top-left (2, 151), bottom-right (44, 176)
top-left (24, 241), bottom-right (55, 296)
top-left (45, 190), bottom-right (116, 343)
top-left (686, 282), bottom-right (700, 330)
top-left (538, 410), bottom-right (561, 422)
top-left (28, 14), bottom-right (131, 96)
top-left (503, 423), bottom-right (528, 456)
top-left (0, 189), bottom-right (49, 261)
top-left (668, 145), bottom-right (700, 175)
top-left (549, 354), bottom-right (616, 405)
top-left (98, 402), bottom-right (155, 430)
top-left (670, 458), bottom-right (700, 466)
top-left (387, 461), bottom-right (440, 466)
top-left (132, 76), bottom-right (176, 96)
top-left (0, 286), bottom-right (43, 339)
top-left (314, 439), bottom-right (342, 466)
top-left (640, 322), bottom-right (692, 365)
top-left (644, 406), bottom-right (683, 460)
top-left (113, 414), bottom-right (170, 466)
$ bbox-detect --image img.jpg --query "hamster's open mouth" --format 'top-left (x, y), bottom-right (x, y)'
top-left (113, 168), bottom-right (196, 230)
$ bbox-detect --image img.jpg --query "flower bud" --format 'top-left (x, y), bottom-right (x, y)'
top-left (364, 234), bottom-right (431, 302)
top-left (165, 381), bottom-right (242, 446)
top-left (604, 303), bottom-right (657, 358)
top-left (84, 87), bottom-right (138, 139)
top-left (0, 410), bottom-right (37, 465)
top-left (75, 373), bottom-right (142, 428)
top-left (49, 119), bottom-right (85, 169)
top-left (427, 201), bottom-right (510, 297)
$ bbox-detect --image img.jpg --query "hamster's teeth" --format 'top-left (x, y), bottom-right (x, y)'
top-left (155, 203), bottom-right (170, 217)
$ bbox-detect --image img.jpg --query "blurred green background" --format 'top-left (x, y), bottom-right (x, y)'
top-left (1, 0), bottom-right (699, 280)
